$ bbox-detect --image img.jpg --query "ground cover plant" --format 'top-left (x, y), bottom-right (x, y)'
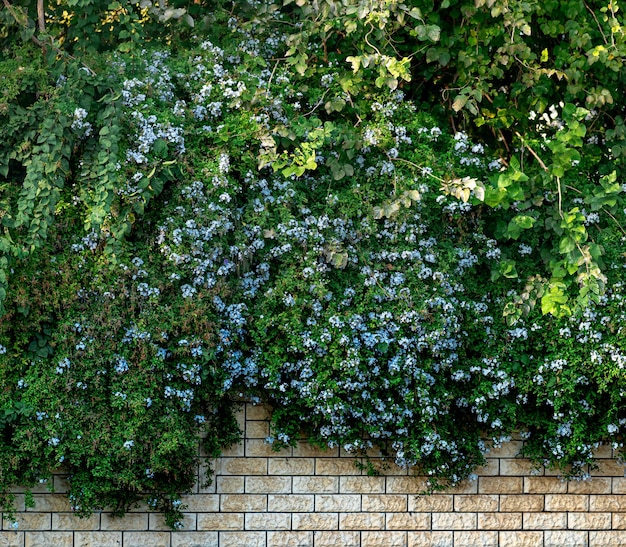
top-left (2, 0), bottom-right (626, 528)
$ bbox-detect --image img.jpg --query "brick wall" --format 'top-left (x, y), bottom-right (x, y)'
top-left (3, 402), bottom-right (626, 546)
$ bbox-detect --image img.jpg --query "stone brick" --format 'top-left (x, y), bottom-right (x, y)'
top-left (488, 441), bottom-right (523, 458)
top-left (291, 443), bottom-right (338, 458)
top-left (362, 459), bottom-right (408, 476)
top-left (590, 494), bottom-right (626, 511)
top-left (52, 476), bottom-right (70, 494)
top-left (220, 442), bottom-right (245, 457)
top-left (74, 532), bottom-right (122, 547)
top-left (51, 513), bottom-right (100, 531)
top-left (246, 403), bottom-right (272, 420)
top-left (477, 513), bottom-right (522, 530)
top-left (246, 439), bottom-right (292, 458)
top-left (523, 512), bottom-right (567, 530)
top-left (100, 513), bottom-right (148, 531)
top-left (385, 512), bottom-right (430, 530)
top-left (315, 495), bottom-right (361, 512)
top-left (545, 494), bottom-right (589, 511)
top-left (267, 531), bottom-right (312, 547)
top-left (361, 531), bottom-right (407, 546)
top-left (500, 459), bottom-right (543, 476)
top-left (568, 477), bottom-right (611, 494)
top-left (220, 494), bottom-right (267, 512)
top-left (479, 477), bottom-right (522, 494)
top-left (408, 495), bottom-right (453, 512)
top-left (339, 477), bottom-right (385, 494)
top-left (246, 421), bottom-right (270, 439)
top-left (216, 476), bottom-right (245, 494)
top-left (592, 444), bottom-right (613, 459)
top-left (315, 459), bottom-right (362, 475)
top-left (220, 531), bottom-right (266, 547)
top-left (268, 495), bottom-right (314, 513)
top-left (612, 478), bottom-right (626, 494)
top-left (544, 530), bottom-right (588, 547)
top-left (245, 513), bottom-right (291, 530)
top-left (3, 514), bottom-right (50, 531)
top-left (523, 477), bottom-right (567, 494)
top-left (291, 513), bottom-right (338, 531)
top-left (500, 495), bottom-right (544, 512)
top-left (293, 477), bottom-right (338, 494)
top-left (431, 513), bottom-right (476, 530)
top-left (197, 513), bottom-right (244, 531)
top-left (171, 532), bottom-right (218, 547)
top-left (453, 531), bottom-right (498, 546)
top-left (498, 531), bottom-right (543, 547)
top-left (593, 459), bottom-right (626, 476)
top-left (269, 459), bottom-right (314, 476)
top-left (180, 494), bottom-right (219, 512)
top-left (568, 512), bottom-right (611, 530)
top-left (407, 531), bottom-right (453, 547)
top-left (0, 532), bottom-right (22, 547)
top-left (385, 477), bottom-right (427, 494)
top-left (314, 531), bottom-right (359, 547)
top-left (446, 480), bottom-right (478, 494)
top-left (476, 459), bottom-right (499, 476)
top-left (453, 495), bottom-right (498, 512)
top-left (148, 513), bottom-right (196, 531)
top-left (221, 458), bottom-right (268, 476)
top-left (27, 495), bottom-right (71, 512)
top-left (339, 513), bottom-right (384, 530)
top-left (361, 495), bottom-right (407, 512)
top-left (613, 513), bottom-right (626, 529)
top-left (25, 532), bottom-right (72, 547)
top-left (590, 531), bottom-right (626, 547)
top-left (246, 476), bottom-right (292, 494)
top-left (121, 533), bottom-right (171, 547)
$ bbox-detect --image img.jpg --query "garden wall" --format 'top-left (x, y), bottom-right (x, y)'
top-left (3, 402), bottom-right (626, 547)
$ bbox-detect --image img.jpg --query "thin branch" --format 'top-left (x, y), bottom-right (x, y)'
top-left (37, 0), bottom-right (45, 32)
top-left (514, 131), bottom-right (549, 171)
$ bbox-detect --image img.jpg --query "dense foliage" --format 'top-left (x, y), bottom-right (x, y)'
top-left (3, 0), bottom-right (626, 528)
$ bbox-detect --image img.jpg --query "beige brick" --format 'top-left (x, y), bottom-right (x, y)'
top-left (613, 513), bottom-right (626, 529)
top-left (362, 531), bottom-right (407, 546)
top-left (246, 439), bottom-right (291, 458)
top-left (245, 513), bottom-right (290, 530)
top-left (292, 513), bottom-right (338, 531)
top-left (220, 531), bottom-right (266, 547)
top-left (51, 513), bottom-right (100, 531)
top-left (446, 480), bottom-right (478, 494)
top-left (500, 459), bottom-right (543, 476)
top-left (590, 494), bottom-right (626, 511)
top-left (315, 459), bottom-right (362, 475)
top-left (246, 403), bottom-right (272, 420)
top-left (340, 477), bottom-right (385, 494)
top-left (385, 512), bottom-right (430, 530)
top-left (479, 477), bottom-right (522, 494)
top-left (431, 513), bottom-right (476, 530)
top-left (592, 443), bottom-right (613, 459)
top-left (217, 476), bottom-right (245, 494)
top-left (407, 531), bottom-right (453, 547)
top-left (612, 478), bottom-right (626, 494)
top-left (524, 477), bottom-right (567, 494)
top-left (477, 459), bottom-right (500, 476)
top-left (453, 531), bottom-right (498, 546)
top-left (500, 495), bottom-right (544, 512)
top-left (293, 477), bottom-right (338, 494)
top-left (386, 477), bottom-right (427, 494)
top-left (313, 531), bottom-right (359, 547)
top-left (267, 531), bottom-right (312, 547)
top-left (100, 513), bottom-right (148, 531)
top-left (269, 459), bottom-right (314, 476)
top-left (246, 421), bottom-right (270, 439)
top-left (544, 530), bottom-right (588, 547)
top-left (590, 531), bottom-right (626, 547)
top-left (363, 459), bottom-right (408, 476)
top-left (268, 495), bottom-right (314, 512)
top-left (362, 495), bottom-right (407, 512)
top-left (3, 514), bottom-right (50, 531)
top-left (27, 495), bottom-right (71, 512)
top-left (246, 476), bottom-right (292, 494)
top-left (477, 513), bottom-right (522, 530)
top-left (499, 531), bottom-right (543, 547)
top-left (523, 512), bottom-right (567, 530)
top-left (545, 494), bottom-right (588, 511)
top-left (25, 532), bottom-right (72, 547)
top-left (454, 495), bottom-right (498, 512)
top-left (568, 512), bottom-right (611, 529)
top-left (220, 442), bottom-right (245, 457)
top-left (52, 476), bottom-right (69, 494)
top-left (488, 441), bottom-right (523, 458)
top-left (171, 532), bottom-right (218, 547)
top-left (75, 532), bottom-right (122, 547)
top-left (315, 494), bottom-right (361, 512)
top-left (148, 513), bottom-right (196, 531)
top-left (568, 477), bottom-right (611, 494)
top-left (291, 443), bottom-right (338, 458)
top-left (0, 532), bottom-right (22, 547)
top-left (234, 405), bottom-right (246, 429)
top-left (339, 513), bottom-right (384, 530)
top-left (221, 458), bottom-right (268, 476)
top-left (220, 494), bottom-right (267, 512)
top-left (176, 495), bottom-right (216, 513)
top-left (197, 513), bottom-right (243, 531)
top-left (593, 459), bottom-right (626, 476)
top-left (408, 495), bottom-right (453, 512)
